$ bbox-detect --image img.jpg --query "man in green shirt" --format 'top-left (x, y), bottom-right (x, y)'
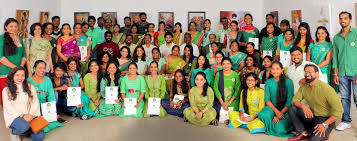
top-left (86, 16), bottom-right (101, 59)
top-left (332, 11), bottom-right (357, 131)
top-left (288, 64), bottom-right (343, 141)
top-left (201, 34), bottom-right (222, 56)
top-left (215, 17), bottom-right (231, 43)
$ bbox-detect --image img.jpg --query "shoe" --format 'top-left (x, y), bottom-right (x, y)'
top-left (57, 118), bottom-right (66, 123)
top-left (336, 122), bottom-right (351, 131)
top-left (288, 133), bottom-right (308, 141)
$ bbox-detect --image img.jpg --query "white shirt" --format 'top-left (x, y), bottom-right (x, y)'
top-left (286, 60), bottom-right (327, 94)
top-left (159, 43), bottom-right (176, 58)
top-left (180, 43), bottom-right (200, 57)
top-left (143, 44), bottom-right (156, 59)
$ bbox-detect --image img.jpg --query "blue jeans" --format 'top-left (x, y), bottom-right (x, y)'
top-left (57, 98), bottom-right (77, 113)
top-left (10, 117), bottom-right (45, 141)
top-left (339, 76), bottom-right (357, 123)
top-left (161, 100), bottom-right (190, 117)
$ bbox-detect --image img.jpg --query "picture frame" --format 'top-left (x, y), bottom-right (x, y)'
top-left (16, 10), bottom-right (29, 38)
top-left (39, 11), bottom-right (50, 24)
top-left (74, 12), bottom-right (90, 24)
top-left (129, 12), bottom-right (143, 25)
top-left (102, 12), bottom-right (117, 24)
top-left (188, 11), bottom-right (206, 31)
top-left (158, 12), bottom-right (174, 32)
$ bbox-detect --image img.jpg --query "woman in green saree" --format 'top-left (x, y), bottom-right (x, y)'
top-left (188, 22), bottom-right (204, 47)
top-left (307, 26), bottom-right (332, 85)
top-left (225, 41), bottom-right (247, 73)
top-left (236, 13), bottom-right (259, 53)
top-left (166, 45), bottom-right (187, 91)
top-left (154, 21), bottom-right (166, 47)
top-left (131, 25), bottom-right (144, 45)
top-left (117, 46), bottom-right (132, 76)
top-left (112, 24), bottom-right (125, 45)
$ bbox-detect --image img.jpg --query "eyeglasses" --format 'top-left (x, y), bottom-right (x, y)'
top-left (46, 27), bottom-right (53, 30)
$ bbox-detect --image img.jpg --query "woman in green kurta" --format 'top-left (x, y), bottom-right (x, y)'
top-left (143, 61), bottom-right (168, 118)
top-left (225, 41), bottom-right (247, 72)
top-left (95, 61), bottom-right (122, 117)
top-left (190, 55), bottom-right (212, 87)
top-left (275, 28), bottom-right (294, 61)
top-left (25, 23), bottom-right (53, 75)
top-left (120, 63), bottom-right (146, 117)
top-left (307, 26), bottom-right (332, 85)
top-left (73, 23), bottom-right (92, 77)
top-left (182, 46), bottom-right (197, 78)
top-left (213, 57), bottom-right (241, 123)
top-left (112, 24), bottom-right (125, 45)
top-left (236, 14), bottom-right (259, 53)
top-left (65, 58), bottom-right (95, 119)
top-left (184, 72), bottom-right (217, 126)
top-left (260, 23), bottom-right (279, 59)
top-left (42, 23), bottom-right (57, 67)
top-left (258, 61), bottom-right (294, 137)
top-left (84, 60), bottom-right (103, 112)
top-left (27, 60), bottom-right (63, 133)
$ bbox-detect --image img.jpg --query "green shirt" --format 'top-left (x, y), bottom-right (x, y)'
top-left (86, 27), bottom-right (101, 49)
top-left (292, 80), bottom-right (343, 118)
top-left (332, 27), bottom-right (357, 76)
top-left (0, 35), bottom-right (26, 77)
top-left (213, 71), bottom-right (241, 111)
top-left (261, 36), bottom-right (278, 58)
top-left (215, 28), bottom-right (231, 43)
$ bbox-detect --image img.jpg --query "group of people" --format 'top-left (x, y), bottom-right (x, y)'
top-left (1, 11), bottom-right (355, 141)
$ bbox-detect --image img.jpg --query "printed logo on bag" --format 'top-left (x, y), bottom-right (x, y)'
top-left (351, 42), bottom-right (355, 46)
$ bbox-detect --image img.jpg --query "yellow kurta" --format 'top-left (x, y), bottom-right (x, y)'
top-left (228, 87), bottom-right (265, 134)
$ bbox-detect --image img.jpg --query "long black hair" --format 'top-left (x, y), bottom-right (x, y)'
top-left (86, 59), bottom-right (103, 93)
top-left (245, 54), bottom-right (257, 67)
top-left (132, 46), bottom-right (146, 62)
top-left (158, 21), bottom-right (166, 31)
top-left (3, 18), bottom-right (19, 56)
top-left (6, 66), bottom-right (32, 100)
top-left (182, 45), bottom-right (194, 61)
top-left (66, 57), bottom-right (81, 73)
top-left (242, 72), bottom-right (258, 113)
top-left (174, 22), bottom-right (182, 33)
top-left (294, 22), bottom-right (312, 52)
top-left (99, 51), bottom-right (112, 65)
top-left (60, 23), bottom-right (72, 36)
top-left (172, 69), bottom-right (189, 95)
top-left (315, 26), bottom-right (331, 42)
top-left (118, 46), bottom-right (131, 59)
top-left (195, 55), bottom-right (210, 70)
top-left (104, 60), bottom-right (120, 86)
top-left (32, 60), bottom-right (46, 75)
top-left (262, 56), bottom-right (273, 83)
top-left (272, 61), bottom-right (287, 111)
top-left (194, 72), bottom-right (209, 97)
top-left (42, 22), bottom-right (53, 35)
top-left (262, 22), bottom-right (281, 37)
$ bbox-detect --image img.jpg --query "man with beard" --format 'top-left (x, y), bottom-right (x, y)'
top-left (104, 18), bottom-right (113, 32)
top-left (180, 33), bottom-right (199, 56)
top-left (288, 64), bottom-right (343, 141)
top-left (201, 34), bottom-right (222, 56)
top-left (51, 16), bottom-right (61, 39)
top-left (159, 32), bottom-right (176, 58)
top-left (97, 17), bottom-right (107, 44)
top-left (215, 17), bottom-right (231, 43)
top-left (286, 46), bottom-right (325, 94)
top-left (138, 13), bottom-right (149, 34)
top-left (86, 16), bottom-right (101, 58)
top-left (96, 31), bottom-right (119, 59)
top-left (119, 34), bottom-right (137, 56)
top-left (120, 16), bottom-right (132, 35)
top-left (333, 11), bottom-right (357, 131)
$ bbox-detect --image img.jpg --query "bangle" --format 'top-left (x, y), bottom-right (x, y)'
top-left (333, 74), bottom-right (338, 76)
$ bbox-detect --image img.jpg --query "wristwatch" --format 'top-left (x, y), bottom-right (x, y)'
top-left (322, 123), bottom-right (328, 128)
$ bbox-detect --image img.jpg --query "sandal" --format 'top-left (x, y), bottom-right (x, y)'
top-left (183, 117), bottom-right (188, 122)
top-left (210, 119), bottom-right (218, 126)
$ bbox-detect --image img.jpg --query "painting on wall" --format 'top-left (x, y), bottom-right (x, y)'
top-left (270, 11), bottom-right (279, 26)
top-left (74, 12), bottom-right (90, 24)
top-left (16, 10), bottom-right (29, 38)
top-left (129, 12), bottom-right (143, 25)
top-left (219, 11), bottom-right (249, 29)
top-left (188, 12), bottom-right (205, 31)
top-left (39, 11), bottom-right (50, 24)
top-left (102, 12), bottom-right (117, 24)
top-left (159, 12), bottom-right (174, 32)
top-left (291, 10), bottom-right (302, 34)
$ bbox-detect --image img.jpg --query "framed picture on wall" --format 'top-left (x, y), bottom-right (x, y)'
top-left (16, 10), bottom-right (29, 38)
top-left (220, 11), bottom-right (249, 29)
top-left (102, 12), bottom-right (117, 24)
top-left (159, 12), bottom-right (174, 32)
top-left (39, 11), bottom-right (50, 25)
top-left (291, 10), bottom-right (302, 35)
top-left (74, 12), bottom-right (90, 24)
top-left (188, 11), bottom-right (205, 31)
top-left (129, 12), bottom-right (144, 25)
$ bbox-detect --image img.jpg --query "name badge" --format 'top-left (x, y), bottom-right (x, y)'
top-left (351, 42), bottom-right (355, 46)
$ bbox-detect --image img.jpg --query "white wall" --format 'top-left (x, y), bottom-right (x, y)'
top-left (60, 0), bottom-right (264, 32)
top-left (263, 0), bottom-right (356, 38)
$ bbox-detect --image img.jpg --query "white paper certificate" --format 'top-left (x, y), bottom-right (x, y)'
top-left (173, 95), bottom-right (185, 108)
top-left (147, 97), bottom-right (161, 115)
top-left (303, 53), bottom-right (306, 61)
top-left (263, 50), bottom-right (273, 58)
top-left (67, 87), bottom-right (81, 106)
top-left (105, 86), bottom-right (118, 104)
top-left (236, 113), bottom-right (251, 124)
top-left (41, 101), bottom-right (57, 122)
top-left (219, 107), bottom-right (234, 123)
top-left (260, 84), bottom-right (265, 89)
top-left (124, 98), bottom-right (137, 115)
top-left (280, 51), bottom-right (291, 68)
top-left (248, 38), bottom-right (259, 50)
top-left (79, 46), bottom-right (87, 62)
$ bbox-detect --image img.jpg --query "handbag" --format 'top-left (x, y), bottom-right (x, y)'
top-left (27, 92), bottom-right (49, 134)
